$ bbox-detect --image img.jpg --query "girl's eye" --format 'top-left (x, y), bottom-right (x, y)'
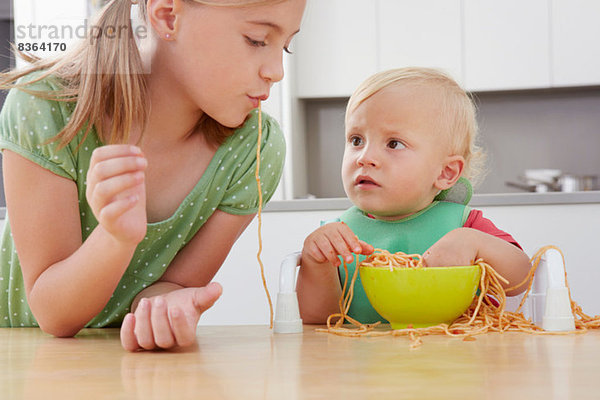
top-left (388, 140), bottom-right (405, 149)
top-left (245, 36), bottom-right (266, 48)
top-left (350, 136), bottom-right (363, 147)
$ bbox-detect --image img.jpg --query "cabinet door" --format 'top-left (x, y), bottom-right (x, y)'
top-left (294, 0), bottom-right (378, 98)
top-left (463, 0), bottom-right (551, 91)
top-left (378, 0), bottom-right (463, 85)
top-left (551, 0), bottom-right (600, 87)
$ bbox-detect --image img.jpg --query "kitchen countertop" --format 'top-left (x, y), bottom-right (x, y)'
top-left (2, 325), bottom-right (599, 399)
top-left (265, 191), bottom-right (600, 212)
top-left (0, 192), bottom-right (598, 219)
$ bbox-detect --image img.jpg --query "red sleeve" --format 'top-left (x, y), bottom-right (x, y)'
top-left (464, 209), bottom-right (523, 250)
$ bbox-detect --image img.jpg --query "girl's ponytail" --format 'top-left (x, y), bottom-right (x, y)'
top-left (72, 0), bottom-right (148, 146)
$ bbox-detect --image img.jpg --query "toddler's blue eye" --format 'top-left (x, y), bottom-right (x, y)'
top-left (388, 140), bottom-right (405, 149)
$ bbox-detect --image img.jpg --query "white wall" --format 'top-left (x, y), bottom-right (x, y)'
top-left (202, 202), bottom-right (600, 325)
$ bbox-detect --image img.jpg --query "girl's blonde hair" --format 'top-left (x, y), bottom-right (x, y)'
top-left (345, 67), bottom-right (486, 186)
top-left (0, 0), bottom-right (283, 148)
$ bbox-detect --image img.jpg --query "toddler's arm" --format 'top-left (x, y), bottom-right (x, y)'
top-left (296, 222), bottom-right (373, 323)
top-left (423, 227), bottom-right (532, 296)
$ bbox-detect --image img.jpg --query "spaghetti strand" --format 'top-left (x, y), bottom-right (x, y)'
top-left (256, 102), bottom-right (273, 328)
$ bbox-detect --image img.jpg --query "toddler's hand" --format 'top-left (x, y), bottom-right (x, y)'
top-left (86, 145), bottom-right (148, 245)
top-left (422, 228), bottom-right (479, 268)
top-left (302, 222), bottom-right (373, 267)
top-left (120, 283), bottom-right (223, 351)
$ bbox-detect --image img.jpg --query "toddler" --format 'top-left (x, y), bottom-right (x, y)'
top-left (296, 67), bottom-right (531, 324)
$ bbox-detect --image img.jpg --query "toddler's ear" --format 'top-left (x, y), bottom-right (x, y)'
top-left (434, 155), bottom-right (465, 190)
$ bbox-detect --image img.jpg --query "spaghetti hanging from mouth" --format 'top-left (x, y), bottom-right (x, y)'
top-left (256, 102), bottom-right (274, 329)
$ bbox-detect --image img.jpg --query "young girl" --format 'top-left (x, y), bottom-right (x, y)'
top-left (0, 0), bottom-right (306, 351)
top-left (296, 67), bottom-right (532, 325)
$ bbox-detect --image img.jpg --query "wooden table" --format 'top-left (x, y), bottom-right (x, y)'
top-left (1, 326), bottom-right (599, 399)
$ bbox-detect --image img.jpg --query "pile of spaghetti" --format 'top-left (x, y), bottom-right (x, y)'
top-left (317, 246), bottom-right (600, 348)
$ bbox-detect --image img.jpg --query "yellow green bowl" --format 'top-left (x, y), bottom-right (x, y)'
top-left (359, 265), bottom-right (481, 329)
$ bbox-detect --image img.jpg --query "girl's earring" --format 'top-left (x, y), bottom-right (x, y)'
top-left (165, 33), bottom-right (172, 40)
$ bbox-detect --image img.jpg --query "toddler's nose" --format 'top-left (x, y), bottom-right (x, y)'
top-left (357, 148), bottom-right (379, 167)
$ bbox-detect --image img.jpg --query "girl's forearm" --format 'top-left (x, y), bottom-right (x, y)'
top-left (296, 257), bottom-right (342, 324)
top-left (27, 225), bottom-right (138, 337)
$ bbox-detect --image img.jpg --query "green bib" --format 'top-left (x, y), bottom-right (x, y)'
top-left (337, 201), bottom-right (471, 324)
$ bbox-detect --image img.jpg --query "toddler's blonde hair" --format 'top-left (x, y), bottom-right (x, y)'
top-left (0, 0), bottom-right (284, 148)
top-left (345, 67), bottom-right (486, 186)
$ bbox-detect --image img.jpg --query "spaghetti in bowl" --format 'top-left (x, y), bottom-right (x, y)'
top-left (359, 264), bottom-right (481, 329)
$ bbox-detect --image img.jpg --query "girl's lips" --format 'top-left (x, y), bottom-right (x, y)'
top-left (248, 94), bottom-right (269, 108)
top-left (248, 96), bottom-right (260, 108)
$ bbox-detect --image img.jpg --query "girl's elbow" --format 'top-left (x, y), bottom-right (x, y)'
top-left (36, 317), bottom-right (82, 338)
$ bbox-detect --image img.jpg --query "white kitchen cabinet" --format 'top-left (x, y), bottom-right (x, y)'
top-left (378, 0), bottom-right (463, 85)
top-left (551, 0), bottom-right (600, 87)
top-left (463, 0), bottom-right (551, 91)
top-left (294, 0), bottom-right (378, 98)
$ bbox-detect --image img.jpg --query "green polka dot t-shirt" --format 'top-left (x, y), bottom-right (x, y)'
top-left (0, 73), bottom-right (286, 328)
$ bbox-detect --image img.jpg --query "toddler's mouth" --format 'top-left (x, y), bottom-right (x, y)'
top-left (355, 175), bottom-right (380, 187)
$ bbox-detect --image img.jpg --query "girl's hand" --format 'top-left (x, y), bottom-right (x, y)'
top-left (301, 222), bottom-right (374, 267)
top-left (120, 283), bottom-right (223, 351)
top-left (86, 145), bottom-right (148, 245)
top-left (422, 228), bottom-right (479, 268)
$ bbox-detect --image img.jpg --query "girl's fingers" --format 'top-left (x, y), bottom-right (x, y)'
top-left (133, 298), bottom-right (156, 350)
top-left (169, 306), bottom-right (196, 348)
top-left (89, 156), bottom-right (147, 185)
top-left (192, 283), bottom-right (223, 312)
top-left (98, 191), bottom-right (141, 222)
top-left (91, 172), bottom-right (145, 209)
top-left (171, 284), bottom-right (222, 348)
top-left (90, 145), bottom-right (143, 165)
top-left (150, 297), bottom-right (176, 349)
top-left (120, 313), bottom-right (140, 352)
top-left (88, 146), bottom-right (145, 190)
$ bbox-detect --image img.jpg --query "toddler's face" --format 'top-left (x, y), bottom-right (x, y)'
top-left (341, 84), bottom-right (452, 220)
